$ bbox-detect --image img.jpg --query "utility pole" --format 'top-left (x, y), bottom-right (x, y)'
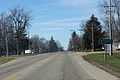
top-left (104, 0), bottom-right (116, 56)
top-left (92, 22), bottom-right (94, 52)
top-left (14, 28), bottom-right (19, 55)
top-left (5, 31), bottom-right (10, 57)
top-left (28, 31), bottom-right (30, 50)
top-left (38, 39), bottom-right (40, 53)
top-left (77, 29), bottom-right (84, 51)
top-left (5, 38), bottom-right (8, 56)
top-left (16, 31), bottom-right (19, 55)
top-left (109, 0), bottom-right (112, 56)
top-left (70, 30), bottom-right (75, 51)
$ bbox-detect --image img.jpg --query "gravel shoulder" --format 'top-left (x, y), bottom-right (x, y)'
top-left (72, 53), bottom-right (120, 80)
top-left (83, 54), bottom-right (120, 78)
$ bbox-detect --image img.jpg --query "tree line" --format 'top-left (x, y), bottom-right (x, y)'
top-left (100, 0), bottom-right (120, 42)
top-left (0, 7), bottom-right (64, 56)
top-left (68, 0), bottom-right (120, 51)
top-left (0, 7), bottom-right (31, 56)
top-left (68, 15), bottom-right (105, 51)
top-left (30, 35), bottom-right (64, 53)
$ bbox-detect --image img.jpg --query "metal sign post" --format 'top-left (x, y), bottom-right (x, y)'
top-left (104, 44), bottom-right (107, 61)
top-left (99, 39), bottom-right (113, 61)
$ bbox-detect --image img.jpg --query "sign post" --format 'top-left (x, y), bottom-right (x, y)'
top-left (104, 44), bottom-right (107, 61)
top-left (99, 39), bottom-right (113, 61)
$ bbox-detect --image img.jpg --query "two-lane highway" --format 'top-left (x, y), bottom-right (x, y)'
top-left (0, 52), bottom-right (93, 80)
top-left (0, 53), bottom-right (54, 80)
top-left (0, 52), bottom-right (119, 80)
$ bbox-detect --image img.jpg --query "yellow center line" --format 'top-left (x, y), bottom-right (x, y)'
top-left (37, 61), bottom-right (43, 64)
top-left (6, 74), bottom-right (19, 80)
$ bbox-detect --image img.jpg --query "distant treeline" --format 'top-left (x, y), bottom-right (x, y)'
top-left (0, 7), bottom-right (63, 56)
top-left (30, 35), bottom-right (64, 53)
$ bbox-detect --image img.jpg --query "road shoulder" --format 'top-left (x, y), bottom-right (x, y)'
top-left (83, 54), bottom-right (120, 78)
top-left (71, 53), bottom-right (120, 80)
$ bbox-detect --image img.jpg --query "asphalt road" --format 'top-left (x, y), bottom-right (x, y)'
top-left (0, 52), bottom-right (119, 80)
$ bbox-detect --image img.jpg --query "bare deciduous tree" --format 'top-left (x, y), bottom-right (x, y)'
top-left (9, 7), bottom-right (32, 55)
top-left (100, 0), bottom-right (120, 42)
top-left (0, 13), bottom-right (14, 56)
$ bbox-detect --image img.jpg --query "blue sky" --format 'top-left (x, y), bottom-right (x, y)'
top-left (0, 0), bottom-right (102, 50)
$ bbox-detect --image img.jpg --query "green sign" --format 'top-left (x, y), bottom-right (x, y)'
top-left (99, 39), bottom-right (113, 44)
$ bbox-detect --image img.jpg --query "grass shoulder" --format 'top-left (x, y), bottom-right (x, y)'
top-left (0, 53), bottom-right (38, 65)
top-left (83, 53), bottom-right (120, 77)
top-left (0, 56), bottom-right (15, 65)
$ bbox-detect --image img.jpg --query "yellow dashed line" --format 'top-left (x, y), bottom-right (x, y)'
top-left (6, 74), bottom-right (19, 80)
top-left (37, 61), bottom-right (43, 64)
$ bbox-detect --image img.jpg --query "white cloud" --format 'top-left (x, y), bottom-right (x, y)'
top-left (32, 7), bottom-right (51, 12)
top-left (41, 27), bottom-right (64, 31)
top-left (55, 17), bottom-right (82, 22)
top-left (33, 22), bottom-right (53, 25)
top-left (53, 0), bottom-right (99, 7)
top-left (32, 16), bottom-right (88, 27)
top-left (40, 33), bottom-right (56, 36)
top-left (32, 21), bottom-right (80, 27)
top-left (39, 33), bottom-right (59, 39)
top-left (57, 22), bottom-right (80, 26)
top-left (33, 22), bottom-right (80, 27)
top-left (34, 15), bottom-right (49, 20)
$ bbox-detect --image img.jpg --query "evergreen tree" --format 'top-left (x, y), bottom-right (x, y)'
top-left (48, 37), bottom-right (58, 52)
top-left (68, 39), bottom-right (73, 51)
top-left (83, 15), bottom-right (105, 50)
top-left (68, 31), bottom-right (79, 51)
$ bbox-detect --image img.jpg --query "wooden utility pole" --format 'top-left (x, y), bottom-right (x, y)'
top-left (92, 22), bottom-right (94, 52)
top-left (104, 0), bottom-right (116, 56)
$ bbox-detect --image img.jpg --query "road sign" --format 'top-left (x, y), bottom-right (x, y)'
top-left (99, 39), bottom-right (113, 44)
